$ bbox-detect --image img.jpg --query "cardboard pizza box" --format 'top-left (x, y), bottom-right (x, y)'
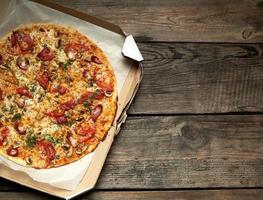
top-left (0, 0), bottom-right (143, 199)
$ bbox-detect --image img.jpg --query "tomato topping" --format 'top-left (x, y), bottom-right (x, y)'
top-left (6, 146), bottom-right (18, 157)
top-left (94, 89), bottom-right (104, 100)
top-left (0, 54), bottom-right (3, 65)
top-left (19, 34), bottom-right (33, 52)
top-left (0, 88), bottom-right (3, 100)
top-left (64, 43), bottom-right (90, 53)
top-left (96, 80), bottom-right (114, 94)
top-left (44, 110), bottom-right (64, 118)
top-left (0, 127), bottom-right (9, 146)
top-left (14, 121), bottom-right (26, 135)
top-left (16, 86), bottom-right (32, 98)
top-left (51, 85), bottom-right (67, 95)
top-left (36, 140), bottom-right (56, 164)
top-left (55, 115), bottom-right (68, 124)
top-left (91, 55), bottom-right (102, 64)
top-left (82, 68), bottom-right (89, 78)
top-left (77, 123), bottom-right (96, 136)
top-left (79, 134), bottom-right (94, 143)
top-left (37, 47), bottom-right (55, 61)
top-left (36, 72), bottom-right (50, 89)
top-left (16, 57), bottom-right (29, 70)
top-left (91, 105), bottom-right (103, 121)
top-left (77, 91), bottom-right (93, 104)
top-left (58, 86), bottom-right (66, 95)
top-left (60, 99), bottom-right (76, 111)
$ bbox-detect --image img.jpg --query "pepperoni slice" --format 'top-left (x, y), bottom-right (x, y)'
top-left (36, 140), bottom-right (56, 165)
top-left (37, 47), bottom-right (55, 61)
top-left (19, 34), bottom-right (33, 52)
top-left (91, 55), bottom-right (102, 64)
top-left (91, 105), bottom-right (103, 121)
top-left (77, 91), bottom-right (93, 104)
top-left (51, 85), bottom-right (67, 95)
top-left (0, 54), bottom-right (3, 65)
top-left (10, 31), bottom-right (22, 47)
top-left (0, 127), bottom-right (9, 146)
top-left (16, 86), bottom-right (32, 98)
top-left (60, 99), bottom-right (76, 111)
top-left (6, 146), bottom-right (18, 157)
top-left (0, 88), bottom-right (3, 100)
top-left (36, 72), bottom-right (50, 89)
top-left (10, 32), bottom-right (33, 52)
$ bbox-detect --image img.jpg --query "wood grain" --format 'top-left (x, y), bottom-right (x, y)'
top-left (129, 43), bottom-right (263, 114)
top-left (0, 189), bottom-right (263, 200)
top-left (1, 115), bottom-right (263, 190)
top-left (52, 0), bottom-right (263, 42)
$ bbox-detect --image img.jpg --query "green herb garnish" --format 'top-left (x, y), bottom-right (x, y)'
top-left (26, 134), bottom-right (37, 147)
top-left (29, 85), bottom-right (37, 93)
top-left (12, 113), bottom-right (22, 121)
top-left (83, 102), bottom-right (92, 113)
top-left (45, 134), bottom-right (61, 145)
top-left (61, 60), bottom-right (73, 70)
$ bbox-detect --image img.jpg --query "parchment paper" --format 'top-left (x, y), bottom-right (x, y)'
top-left (0, 0), bottom-right (131, 190)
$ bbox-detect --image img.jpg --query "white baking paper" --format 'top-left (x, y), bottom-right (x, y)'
top-left (0, 0), bottom-right (131, 190)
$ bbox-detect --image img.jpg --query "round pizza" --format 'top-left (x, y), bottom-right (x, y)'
top-left (0, 24), bottom-right (117, 169)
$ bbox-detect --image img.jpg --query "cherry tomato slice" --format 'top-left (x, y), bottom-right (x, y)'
top-left (16, 86), bottom-right (32, 98)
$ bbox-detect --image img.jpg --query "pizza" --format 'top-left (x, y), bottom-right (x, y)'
top-left (0, 24), bottom-right (117, 169)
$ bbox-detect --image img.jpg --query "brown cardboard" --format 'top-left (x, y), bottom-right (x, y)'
top-left (0, 0), bottom-right (143, 199)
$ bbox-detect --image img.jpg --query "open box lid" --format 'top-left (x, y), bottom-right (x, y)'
top-left (0, 0), bottom-right (143, 199)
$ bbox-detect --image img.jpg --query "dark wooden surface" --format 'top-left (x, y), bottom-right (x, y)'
top-left (1, 0), bottom-right (263, 199)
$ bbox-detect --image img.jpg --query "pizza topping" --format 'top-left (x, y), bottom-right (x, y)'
top-left (0, 88), bottom-right (3, 100)
top-left (10, 32), bottom-right (33, 52)
top-left (55, 115), bottom-right (68, 124)
top-left (10, 31), bottom-right (22, 47)
top-left (36, 140), bottom-right (56, 165)
top-left (82, 68), bottom-right (90, 78)
top-left (91, 55), bottom-right (102, 64)
top-left (65, 43), bottom-right (89, 60)
top-left (14, 121), bottom-right (26, 135)
top-left (91, 105), bottom-right (102, 121)
top-left (16, 86), bottom-right (32, 98)
top-left (97, 80), bottom-right (114, 95)
top-left (36, 71), bottom-right (50, 89)
top-left (52, 85), bottom-right (67, 95)
top-left (6, 146), bottom-right (18, 157)
top-left (60, 99), bottom-right (76, 111)
top-left (19, 34), bottom-right (34, 52)
top-left (37, 47), bottom-right (55, 61)
top-left (0, 54), bottom-right (3, 65)
top-left (16, 57), bottom-right (29, 70)
top-left (94, 89), bottom-right (104, 100)
top-left (66, 132), bottom-right (77, 147)
top-left (0, 127), bottom-right (9, 146)
top-left (77, 91), bottom-right (93, 104)
top-left (45, 110), bottom-right (64, 118)
top-left (15, 96), bottom-right (25, 108)
top-left (77, 123), bottom-right (95, 136)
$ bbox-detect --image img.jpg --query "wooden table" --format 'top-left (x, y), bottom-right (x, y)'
top-left (1, 0), bottom-right (263, 199)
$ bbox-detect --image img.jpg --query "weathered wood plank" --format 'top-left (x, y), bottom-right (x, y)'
top-left (52, 0), bottom-right (263, 42)
top-left (1, 189), bottom-right (263, 200)
top-left (129, 43), bottom-right (263, 114)
top-left (1, 115), bottom-right (263, 190)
